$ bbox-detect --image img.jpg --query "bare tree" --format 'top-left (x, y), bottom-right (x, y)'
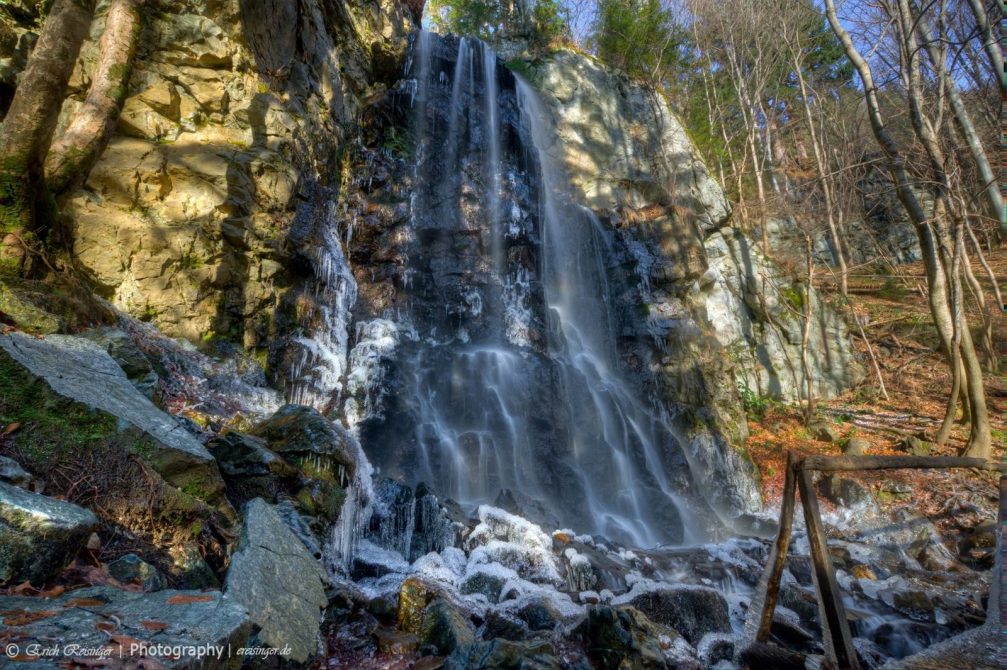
top-left (824, 0), bottom-right (992, 459)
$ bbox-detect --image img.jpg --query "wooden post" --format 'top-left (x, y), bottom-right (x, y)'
top-left (754, 451), bottom-right (798, 642)
top-left (797, 468), bottom-right (860, 670)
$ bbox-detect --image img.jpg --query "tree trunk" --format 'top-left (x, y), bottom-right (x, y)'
top-left (46, 0), bottom-right (141, 196)
top-left (0, 0), bottom-right (96, 271)
top-left (915, 10), bottom-right (1003, 229)
top-left (824, 0), bottom-right (991, 459)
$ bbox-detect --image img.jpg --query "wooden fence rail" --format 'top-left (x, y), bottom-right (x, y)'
top-left (749, 453), bottom-right (1006, 670)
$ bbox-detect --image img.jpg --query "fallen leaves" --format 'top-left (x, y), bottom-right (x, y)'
top-left (165, 594), bottom-right (213, 605)
top-left (139, 620), bottom-right (168, 632)
top-left (1, 609), bottom-right (61, 625)
top-left (2, 421), bottom-right (21, 436)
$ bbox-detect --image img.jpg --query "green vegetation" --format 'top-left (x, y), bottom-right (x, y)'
top-left (426, 0), bottom-right (568, 49)
top-left (738, 381), bottom-right (770, 420)
top-left (590, 0), bottom-right (683, 84)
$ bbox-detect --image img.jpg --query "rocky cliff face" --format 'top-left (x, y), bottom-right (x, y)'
top-left (52, 0), bottom-right (414, 351)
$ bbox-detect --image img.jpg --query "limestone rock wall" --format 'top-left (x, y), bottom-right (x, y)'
top-left (57, 0), bottom-right (414, 348)
top-left (529, 49), bottom-right (863, 441)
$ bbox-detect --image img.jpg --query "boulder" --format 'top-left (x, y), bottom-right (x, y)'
top-left (224, 498), bottom-right (327, 662)
top-left (810, 421), bottom-right (844, 443)
top-left (0, 455), bottom-right (30, 487)
top-left (444, 639), bottom-right (565, 670)
top-left (613, 582), bottom-right (731, 645)
top-left (251, 404), bottom-right (355, 484)
top-left (0, 585), bottom-right (250, 668)
top-left (0, 482), bottom-right (98, 585)
top-left (207, 430), bottom-right (301, 504)
top-left (398, 576), bottom-right (446, 634)
top-left (420, 598), bottom-right (475, 656)
top-left (107, 553), bottom-right (166, 592)
top-left (816, 475), bottom-right (876, 511)
top-left (0, 333), bottom-right (226, 510)
top-left (844, 438), bottom-right (870, 456)
top-left (578, 605), bottom-right (699, 670)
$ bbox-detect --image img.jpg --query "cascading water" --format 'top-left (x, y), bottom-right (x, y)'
top-left (353, 32), bottom-right (700, 548)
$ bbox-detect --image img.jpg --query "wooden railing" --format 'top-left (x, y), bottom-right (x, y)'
top-left (746, 452), bottom-right (1006, 670)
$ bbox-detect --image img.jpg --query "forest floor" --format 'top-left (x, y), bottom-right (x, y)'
top-left (745, 246), bottom-right (1006, 537)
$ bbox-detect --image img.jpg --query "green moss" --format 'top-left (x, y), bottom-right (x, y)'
top-left (780, 285), bottom-right (805, 313)
top-left (0, 352), bottom-right (118, 463)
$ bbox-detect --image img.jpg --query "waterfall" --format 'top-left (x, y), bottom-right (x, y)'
top-left (515, 79), bottom-right (694, 547)
top-left (348, 32), bottom-right (697, 549)
top-left (287, 202), bottom-right (358, 409)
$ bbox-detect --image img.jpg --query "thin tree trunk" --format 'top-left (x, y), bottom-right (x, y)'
top-left (0, 0), bottom-right (96, 270)
top-left (964, 0), bottom-right (1005, 90)
top-left (915, 9), bottom-right (1003, 228)
top-left (46, 0), bottom-right (141, 195)
top-left (801, 232), bottom-right (816, 423)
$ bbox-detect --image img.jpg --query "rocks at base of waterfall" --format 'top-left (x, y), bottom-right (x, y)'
top-left (0, 333), bottom-right (228, 511)
top-left (0, 585), bottom-right (250, 669)
top-left (0, 455), bottom-right (30, 487)
top-left (398, 576), bottom-right (448, 635)
top-left (816, 475), bottom-right (876, 512)
top-left (0, 481), bottom-right (98, 585)
top-left (697, 633), bottom-right (735, 667)
top-left (419, 598), bottom-right (476, 655)
top-left (466, 506), bottom-right (562, 585)
top-left (957, 520), bottom-right (997, 569)
top-left (207, 430), bottom-right (303, 504)
top-left (443, 639), bottom-right (569, 670)
top-left (460, 564), bottom-right (515, 603)
top-left (611, 579), bottom-right (731, 645)
top-left (224, 498), bottom-right (327, 663)
top-left (81, 327), bottom-right (160, 399)
top-left (482, 610), bottom-right (531, 641)
top-left (769, 606), bottom-right (816, 649)
top-left (251, 404), bottom-right (356, 485)
top-left (107, 553), bottom-right (166, 592)
top-left (576, 605), bottom-right (700, 670)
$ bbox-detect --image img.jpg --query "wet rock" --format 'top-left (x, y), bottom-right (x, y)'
top-left (613, 582), bottom-right (731, 645)
top-left (882, 588), bottom-right (936, 623)
top-left (107, 553), bottom-right (166, 592)
top-left (460, 565), bottom-right (512, 603)
top-left (172, 543), bottom-right (220, 590)
top-left (516, 598), bottom-right (564, 631)
top-left (374, 626), bottom-right (419, 654)
top-left (252, 404), bottom-right (355, 484)
top-left (0, 455), bottom-right (30, 487)
top-left (770, 607), bottom-right (815, 649)
top-left (564, 547), bottom-right (598, 592)
top-left (0, 481), bottom-right (98, 585)
top-left (0, 585), bottom-right (250, 666)
top-left (577, 605), bottom-right (699, 670)
top-left (398, 576), bottom-right (446, 634)
top-left (740, 642), bottom-right (808, 670)
top-left (816, 475), bottom-right (876, 510)
top-left (482, 610), bottom-right (530, 641)
top-left (420, 598), bottom-right (475, 656)
top-left (208, 430), bottom-right (301, 505)
top-left (224, 498), bottom-right (327, 662)
top-left (697, 633), bottom-right (735, 666)
top-left (443, 639), bottom-right (564, 670)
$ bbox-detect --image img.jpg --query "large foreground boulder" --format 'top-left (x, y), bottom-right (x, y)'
top-left (0, 332), bottom-right (226, 509)
top-left (224, 498), bottom-right (327, 662)
top-left (0, 585), bottom-right (250, 669)
top-left (613, 582), bottom-right (731, 645)
top-left (0, 482), bottom-right (98, 585)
